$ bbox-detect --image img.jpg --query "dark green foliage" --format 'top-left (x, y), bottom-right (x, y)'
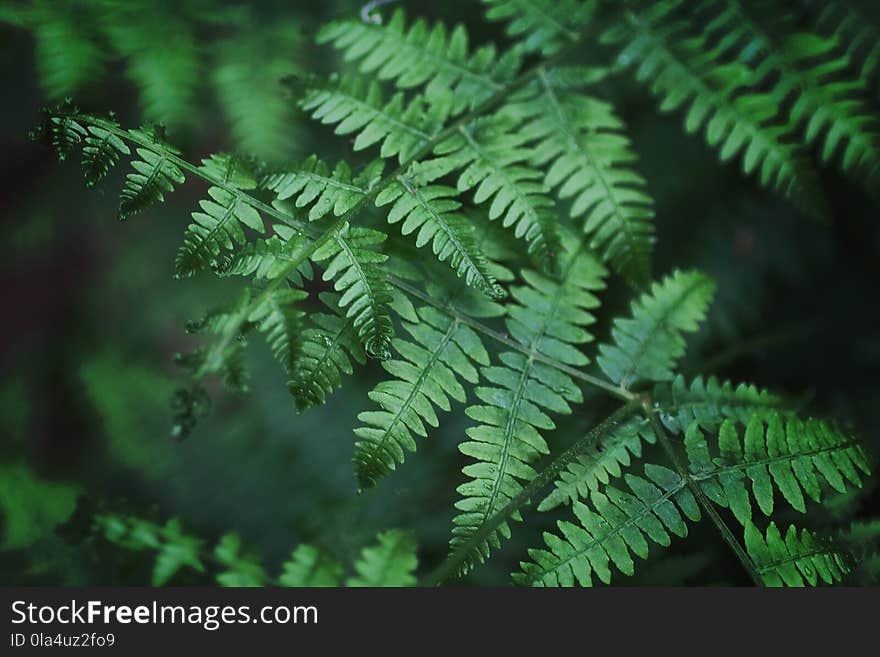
top-left (16, 0), bottom-right (880, 589)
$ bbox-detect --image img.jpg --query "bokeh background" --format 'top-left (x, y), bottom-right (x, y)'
top-left (1, 0), bottom-right (878, 586)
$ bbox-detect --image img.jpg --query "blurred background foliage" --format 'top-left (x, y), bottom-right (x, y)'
top-left (1, 0), bottom-right (878, 586)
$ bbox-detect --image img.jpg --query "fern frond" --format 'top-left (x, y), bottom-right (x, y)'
top-left (211, 22), bottom-right (303, 161)
top-left (81, 121), bottom-right (131, 186)
top-left (262, 155), bottom-right (382, 222)
top-left (354, 306), bottom-right (490, 489)
top-left (539, 417), bottom-right (656, 511)
top-left (45, 113), bottom-right (88, 162)
top-left (597, 270), bottom-right (715, 389)
top-left (175, 157), bottom-right (266, 278)
top-left (278, 544), bottom-right (343, 587)
top-left (30, 3), bottom-right (104, 100)
top-left (481, 0), bottom-right (593, 55)
top-left (453, 243), bottom-right (607, 571)
top-left (430, 118), bottom-right (560, 266)
top-left (300, 75), bottom-right (451, 163)
top-left (247, 288), bottom-right (307, 376)
top-left (508, 69), bottom-right (655, 284)
top-left (745, 521), bottom-right (852, 586)
top-left (376, 175), bottom-right (504, 297)
top-left (683, 414), bottom-right (870, 523)
top-left (101, 15), bottom-right (199, 128)
top-left (346, 529), bottom-right (418, 587)
top-left (288, 293), bottom-right (365, 413)
top-left (318, 8), bottom-right (518, 114)
top-left (654, 374), bottom-right (786, 433)
top-left (214, 534), bottom-right (267, 586)
top-left (808, 0), bottom-right (880, 97)
top-left (118, 128), bottom-right (186, 220)
top-left (699, 0), bottom-right (880, 186)
top-left (602, 3), bottom-right (823, 212)
top-left (312, 225), bottom-right (394, 359)
top-left (213, 227), bottom-right (314, 287)
top-left (95, 514), bottom-right (204, 586)
top-left (515, 463), bottom-right (700, 586)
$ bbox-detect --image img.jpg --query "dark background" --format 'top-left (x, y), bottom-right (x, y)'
top-left (1, 0), bottom-right (878, 586)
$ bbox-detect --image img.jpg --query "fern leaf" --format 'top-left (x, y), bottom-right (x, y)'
top-left (376, 175), bottom-right (504, 297)
top-left (118, 129), bottom-right (186, 220)
top-left (597, 270), bottom-right (715, 388)
top-left (101, 15), bottom-right (199, 128)
top-left (808, 0), bottom-right (880, 97)
top-left (288, 293), bottom-right (365, 413)
top-left (515, 464), bottom-right (700, 586)
top-left (699, 0), bottom-right (880, 186)
top-left (653, 374), bottom-right (786, 433)
top-left (262, 155), bottom-right (382, 222)
top-left (539, 417), bottom-right (656, 511)
top-left (312, 225), bottom-right (394, 359)
top-left (81, 122), bottom-right (130, 186)
top-left (354, 306), bottom-right (490, 489)
top-left (481, 0), bottom-right (593, 55)
top-left (745, 521), bottom-right (852, 586)
top-left (300, 75), bottom-right (451, 163)
top-left (453, 243), bottom-right (607, 571)
top-left (213, 226), bottom-right (314, 287)
top-left (430, 118), bottom-right (561, 266)
top-left (318, 8), bottom-right (519, 114)
top-left (212, 22), bottom-right (303, 161)
top-left (346, 530), bottom-right (418, 587)
top-left (214, 534), bottom-right (266, 586)
top-left (95, 514), bottom-right (204, 586)
top-left (29, 4), bottom-right (105, 100)
top-left (175, 158), bottom-right (266, 278)
top-left (278, 544), bottom-right (343, 586)
top-left (684, 414), bottom-right (870, 523)
top-left (45, 112), bottom-right (88, 162)
top-left (248, 288), bottom-right (307, 376)
top-left (602, 3), bottom-right (824, 212)
top-left (508, 69), bottom-right (655, 284)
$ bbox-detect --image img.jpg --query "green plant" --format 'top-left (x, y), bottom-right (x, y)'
top-left (27, 0), bottom-right (880, 587)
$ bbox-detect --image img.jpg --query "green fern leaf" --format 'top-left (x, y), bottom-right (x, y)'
top-left (29, 4), bottom-right (105, 100)
top-left (278, 544), bottom-right (343, 586)
top-left (684, 414), bottom-right (870, 523)
top-left (429, 117), bottom-right (561, 266)
top-left (312, 225), bottom-right (394, 359)
top-left (102, 15), bottom-right (199, 128)
top-left (653, 374), bottom-right (786, 433)
top-left (45, 113), bottom-right (88, 162)
top-left (745, 521), bottom-right (852, 586)
top-left (539, 417), bottom-right (656, 511)
top-left (453, 242), bottom-right (607, 571)
top-left (597, 270), bottom-right (715, 388)
top-left (262, 155), bottom-right (382, 221)
top-left (118, 129), bottom-right (186, 220)
top-left (175, 158), bottom-right (266, 278)
top-left (346, 530), bottom-right (418, 587)
top-left (81, 122), bottom-right (130, 186)
top-left (516, 464), bottom-right (700, 586)
top-left (481, 0), bottom-right (593, 55)
top-left (602, 2), bottom-right (824, 212)
top-left (354, 306), bottom-right (490, 489)
top-left (288, 293), bottom-right (365, 413)
top-left (318, 8), bottom-right (519, 114)
top-left (300, 75), bottom-right (451, 163)
top-left (213, 226), bottom-right (314, 287)
top-left (214, 534), bottom-right (266, 587)
top-left (247, 288), bottom-right (307, 376)
top-left (376, 175), bottom-right (504, 297)
top-left (508, 69), bottom-right (655, 284)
